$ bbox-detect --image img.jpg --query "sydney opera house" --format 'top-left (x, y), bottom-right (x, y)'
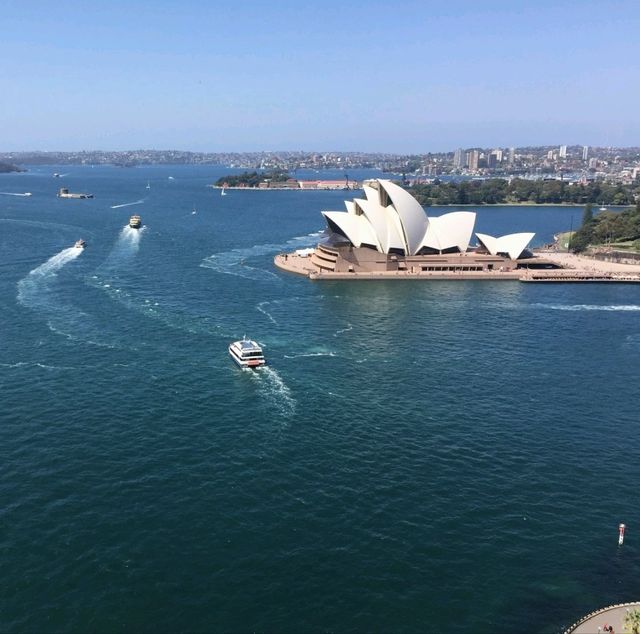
top-left (275, 179), bottom-right (561, 278)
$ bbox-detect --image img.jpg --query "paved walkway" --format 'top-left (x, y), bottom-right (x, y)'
top-left (544, 251), bottom-right (640, 273)
top-left (565, 602), bottom-right (640, 633)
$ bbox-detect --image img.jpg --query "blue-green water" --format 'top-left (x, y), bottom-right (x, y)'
top-left (2, 166), bottom-right (640, 633)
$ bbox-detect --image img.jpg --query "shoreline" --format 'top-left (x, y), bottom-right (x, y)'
top-left (209, 186), bottom-right (631, 207)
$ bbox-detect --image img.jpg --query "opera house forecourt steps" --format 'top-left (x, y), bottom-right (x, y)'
top-left (274, 179), bottom-right (640, 283)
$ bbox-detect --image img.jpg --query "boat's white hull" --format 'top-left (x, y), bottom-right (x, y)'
top-left (228, 345), bottom-right (266, 369)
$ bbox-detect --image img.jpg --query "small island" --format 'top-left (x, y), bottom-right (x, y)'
top-left (0, 162), bottom-right (26, 174)
top-left (212, 170), bottom-right (359, 191)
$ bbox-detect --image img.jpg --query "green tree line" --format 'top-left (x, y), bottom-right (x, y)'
top-left (409, 178), bottom-right (639, 206)
top-left (214, 170), bottom-right (290, 187)
top-left (570, 200), bottom-right (640, 252)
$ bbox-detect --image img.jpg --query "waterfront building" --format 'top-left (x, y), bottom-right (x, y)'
top-left (467, 150), bottom-right (480, 170)
top-left (275, 180), bottom-right (553, 279)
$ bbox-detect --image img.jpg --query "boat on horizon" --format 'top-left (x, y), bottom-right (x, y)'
top-left (229, 337), bottom-right (266, 369)
top-left (129, 214), bottom-right (142, 229)
top-left (146, 181), bottom-right (151, 190)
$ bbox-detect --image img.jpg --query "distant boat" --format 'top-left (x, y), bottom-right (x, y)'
top-left (221, 187), bottom-right (227, 196)
top-left (129, 214), bottom-right (142, 229)
top-left (168, 176), bottom-right (175, 180)
top-left (74, 239), bottom-right (86, 249)
top-left (58, 187), bottom-right (93, 199)
top-left (146, 181), bottom-right (151, 190)
top-left (599, 206), bottom-right (608, 211)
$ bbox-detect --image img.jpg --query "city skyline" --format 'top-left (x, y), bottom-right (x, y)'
top-left (3, 0), bottom-right (640, 152)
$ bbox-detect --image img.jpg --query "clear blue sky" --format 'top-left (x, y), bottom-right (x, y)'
top-left (2, 0), bottom-right (639, 152)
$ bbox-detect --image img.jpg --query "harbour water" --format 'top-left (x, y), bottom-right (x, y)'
top-left (2, 165), bottom-right (640, 633)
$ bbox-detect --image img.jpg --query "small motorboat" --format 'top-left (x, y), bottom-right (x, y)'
top-left (74, 239), bottom-right (86, 249)
top-left (229, 337), bottom-right (266, 369)
top-left (129, 214), bottom-right (142, 229)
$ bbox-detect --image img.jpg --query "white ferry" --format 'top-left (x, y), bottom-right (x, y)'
top-left (129, 214), bottom-right (142, 229)
top-left (229, 337), bottom-right (266, 369)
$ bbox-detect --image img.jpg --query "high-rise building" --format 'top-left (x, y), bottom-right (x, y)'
top-left (493, 149), bottom-right (503, 162)
top-left (453, 148), bottom-right (464, 168)
top-left (508, 147), bottom-right (515, 165)
top-left (467, 150), bottom-right (480, 170)
top-left (559, 145), bottom-right (567, 159)
top-left (582, 145), bottom-right (589, 161)
top-left (487, 153), bottom-right (498, 169)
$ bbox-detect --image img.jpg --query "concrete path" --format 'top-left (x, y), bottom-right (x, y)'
top-left (565, 602), bottom-right (640, 633)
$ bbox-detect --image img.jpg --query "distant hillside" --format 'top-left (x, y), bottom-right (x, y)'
top-left (0, 162), bottom-right (25, 173)
top-left (409, 178), bottom-right (639, 206)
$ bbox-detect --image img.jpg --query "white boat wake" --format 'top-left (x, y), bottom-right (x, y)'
top-left (16, 247), bottom-right (94, 341)
top-left (535, 303), bottom-right (640, 312)
top-left (110, 199), bottom-right (145, 209)
top-left (283, 351), bottom-right (336, 359)
top-left (200, 230), bottom-right (324, 281)
top-left (0, 192), bottom-right (32, 196)
top-left (87, 226), bottom-right (229, 336)
top-left (256, 301), bottom-right (278, 324)
top-left (334, 323), bottom-right (353, 336)
top-left (253, 366), bottom-right (296, 420)
top-left (18, 247), bottom-right (83, 304)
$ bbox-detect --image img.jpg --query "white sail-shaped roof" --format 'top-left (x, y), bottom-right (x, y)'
top-left (320, 180), bottom-right (535, 259)
top-left (434, 212), bottom-right (476, 252)
top-left (322, 211), bottom-right (380, 250)
top-left (418, 211), bottom-right (476, 253)
top-left (476, 232), bottom-right (535, 259)
top-left (355, 198), bottom-right (404, 253)
top-left (377, 180), bottom-right (428, 255)
top-left (475, 233), bottom-right (499, 255)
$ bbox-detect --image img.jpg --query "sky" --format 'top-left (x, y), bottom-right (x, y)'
top-left (2, 0), bottom-right (640, 153)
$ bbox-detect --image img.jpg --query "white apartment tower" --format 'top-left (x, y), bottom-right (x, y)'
top-left (559, 145), bottom-right (568, 159)
top-left (582, 145), bottom-right (589, 161)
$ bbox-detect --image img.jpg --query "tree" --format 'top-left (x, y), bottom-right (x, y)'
top-left (624, 608), bottom-right (640, 634)
top-left (582, 203), bottom-right (594, 227)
